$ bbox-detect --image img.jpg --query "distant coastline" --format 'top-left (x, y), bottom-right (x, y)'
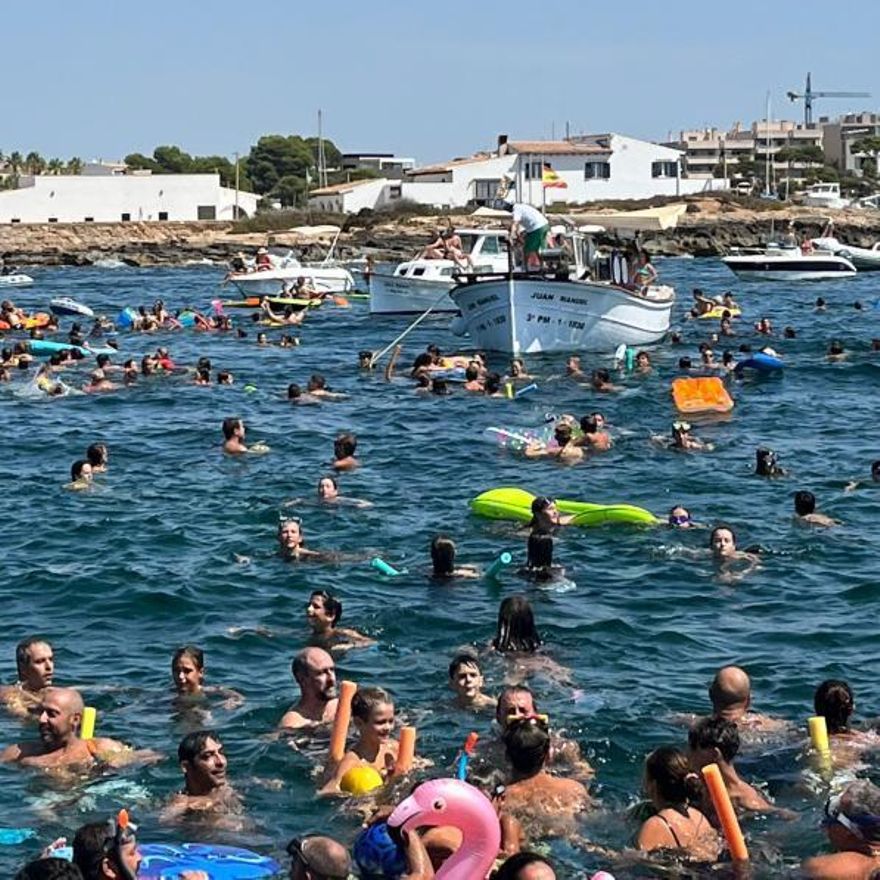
top-left (1, 197), bottom-right (879, 267)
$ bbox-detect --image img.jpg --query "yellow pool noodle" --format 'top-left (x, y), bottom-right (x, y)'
top-left (80, 706), bottom-right (97, 740)
top-left (809, 715), bottom-right (830, 753)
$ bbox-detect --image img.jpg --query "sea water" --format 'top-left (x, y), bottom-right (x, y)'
top-left (1, 260), bottom-right (878, 877)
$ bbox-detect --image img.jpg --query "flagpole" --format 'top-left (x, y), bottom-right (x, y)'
top-left (541, 154), bottom-right (546, 212)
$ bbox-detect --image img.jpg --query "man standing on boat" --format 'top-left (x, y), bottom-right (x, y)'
top-left (497, 176), bottom-right (549, 270)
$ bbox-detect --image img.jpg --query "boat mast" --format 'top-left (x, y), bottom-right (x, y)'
top-left (317, 109), bottom-right (328, 188)
top-left (764, 91), bottom-right (772, 196)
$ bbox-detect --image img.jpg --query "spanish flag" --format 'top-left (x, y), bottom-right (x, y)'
top-left (541, 163), bottom-right (567, 188)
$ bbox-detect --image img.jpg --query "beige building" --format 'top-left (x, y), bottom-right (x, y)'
top-left (821, 112), bottom-right (880, 174)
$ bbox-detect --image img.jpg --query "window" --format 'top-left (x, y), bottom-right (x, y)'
top-left (473, 179), bottom-right (501, 204)
top-left (11, 218), bottom-right (20, 224)
top-left (388, 185), bottom-right (401, 200)
top-left (84, 217), bottom-right (94, 222)
top-left (197, 205), bottom-right (216, 220)
top-left (121, 213), bottom-right (131, 222)
top-left (585, 161), bottom-right (610, 180)
top-left (48, 217), bottom-right (58, 223)
top-left (479, 236), bottom-right (500, 255)
top-left (158, 211), bottom-right (169, 221)
top-left (523, 161), bottom-right (543, 180)
top-left (652, 160), bottom-right (678, 178)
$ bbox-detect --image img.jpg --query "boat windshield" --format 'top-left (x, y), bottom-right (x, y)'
top-left (458, 234), bottom-right (478, 255)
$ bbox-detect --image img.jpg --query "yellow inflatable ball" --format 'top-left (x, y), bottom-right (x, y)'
top-left (340, 765), bottom-right (384, 795)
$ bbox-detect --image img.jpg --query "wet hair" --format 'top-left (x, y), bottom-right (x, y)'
top-left (580, 414), bottom-right (599, 434)
top-left (494, 853), bottom-right (555, 880)
top-left (334, 432), bottom-right (357, 459)
top-left (504, 717), bottom-right (551, 775)
top-left (430, 377), bottom-right (450, 395)
top-left (430, 535), bottom-right (456, 576)
top-left (197, 356), bottom-right (212, 371)
top-left (465, 364), bottom-right (479, 381)
top-left (221, 418), bottom-right (242, 440)
top-left (172, 645), bottom-right (204, 671)
top-left (688, 715), bottom-right (740, 763)
top-left (484, 372), bottom-right (502, 395)
top-left (217, 371), bottom-right (232, 384)
top-left (709, 524), bottom-right (737, 548)
top-left (72, 821), bottom-right (118, 879)
top-left (794, 490), bottom-right (816, 516)
top-left (15, 637), bottom-right (48, 678)
top-left (814, 679), bottom-right (854, 734)
top-left (196, 367), bottom-right (210, 382)
top-left (493, 595), bottom-right (541, 653)
top-left (287, 383), bottom-right (302, 399)
top-left (178, 729), bottom-right (220, 764)
top-left (448, 650), bottom-right (481, 680)
top-left (411, 352), bottom-right (433, 373)
top-left (592, 368), bottom-right (610, 384)
top-left (307, 373), bottom-right (326, 391)
top-left (722, 351), bottom-right (734, 366)
top-left (783, 326), bottom-right (796, 338)
top-left (317, 475), bottom-right (338, 497)
top-left (645, 746), bottom-right (702, 809)
top-left (678, 356), bottom-right (692, 369)
top-left (15, 857), bottom-right (83, 880)
top-left (816, 297), bottom-right (826, 307)
top-left (414, 373), bottom-right (431, 389)
top-left (351, 686), bottom-right (393, 722)
top-left (96, 354), bottom-right (110, 368)
top-left (755, 447), bottom-right (779, 476)
top-left (553, 423), bottom-right (573, 445)
top-left (426, 344), bottom-right (441, 357)
top-left (310, 589), bottom-right (342, 624)
top-left (828, 339), bottom-right (845, 355)
top-left (71, 459), bottom-right (89, 481)
top-left (85, 444), bottom-right (107, 467)
top-left (526, 530), bottom-right (554, 574)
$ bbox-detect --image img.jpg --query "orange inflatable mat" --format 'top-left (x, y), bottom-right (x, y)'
top-left (671, 376), bottom-right (734, 414)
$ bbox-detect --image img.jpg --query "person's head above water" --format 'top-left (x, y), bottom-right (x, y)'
top-left (496, 685), bottom-right (537, 730)
top-left (38, 687), bottom-right (85, 749)
top-left (504, 716), bottom-right (551, 777)
top-left (277, 518), bottom-right (305, 553)
top-left (823, 779), bottom-right (880, 855)
top-left (16, 637), bottom-right (55, 690)
top-left (493, 595), bottom-right (542, 654)
top-left (317, 475), bottom-right (338, 500)
top-left (529, 496), bottom-right (560, 530)
top-left (306, 590), bottom-right (342, 634)
top-left (448, 651), bottom-right (485, 703)
top-left (688, 715), bottom-right (741, 767)
top-left (709, 666), bottom-right (751, 718)
top-left (526, 530), bottom-right (554, 575)
top-left (73, 815), bottom-right (140, 880)
top-left (333, 432), bottom-right (357, 460)
top-left (494, 852), bottom-right (556, 880)
top-left (668, 505), bottom-right (692, 528)
top-left (755, 447), bottom-right (782, 476)
top-left (815, 679), bottom-right (854, 734)
top-left (222, 418), bottom-right (244, 441)
top-left (350, 686), bottom-right (394, 743)
top-left (291, 647), bottom-right (336, 703)
top-left (794, 490), bottom-right (817, 516)
top-left (178, 730), bottom-right (228, 795)
top-left (430, 535), bottom-right (457, 576)
top-left (643, 745), bottom-right (702, 808)
top-left (70, 460), bottom-right (92, 483)
top-left (171, 646), bottom-right (205, 696)
top-left (709, 525), bottom-right (738, 560)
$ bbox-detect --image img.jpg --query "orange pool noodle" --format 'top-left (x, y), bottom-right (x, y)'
top-left (329, 681), bottom-right (357, 764)
top-left (702, 763), bottom-right (748, 862)
top-left (671, 377), bottom-right (734, 414)
top-left (394, 726), bottom-right (417, 775)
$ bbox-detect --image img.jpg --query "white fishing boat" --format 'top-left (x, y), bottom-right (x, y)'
top-left (225, 252), bottom-right (354, 296)
top-left (368, 228), bottom-right (510, 315)
top-left (448, 230), bottom-right (675, 354)
top-left (0, 271), bottom-right (34, 287)
top-left (722, 244), bottom-right (857, 281)
top-left (811, 236), bottom-right (880, 271)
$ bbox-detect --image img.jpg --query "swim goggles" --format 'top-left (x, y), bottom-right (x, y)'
top-left (823, 794), bottom-right (880, 841)
top-left (669, 514), bottom-right (691, 525)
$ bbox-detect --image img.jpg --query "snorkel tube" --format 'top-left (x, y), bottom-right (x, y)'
top-left (110, 809), bottom-right (138, 880)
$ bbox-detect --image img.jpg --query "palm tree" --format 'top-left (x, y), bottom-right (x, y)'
top-left (8, 151), bottom-right (23, 174)
top-left (66, 156), bottom-right (83, 175)
top-left (25, 151), bottom-right (45, 175)
top-left (47, 158), bottom-right (63, 175)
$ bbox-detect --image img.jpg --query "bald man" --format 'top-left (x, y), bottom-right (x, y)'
top-left (0, 687), bottom-right (160, 769)
top-left (278, 648), bottom-right (339, 731)
top-left (709, 666), bottom-right (788, 735)
top-left (0, 637), bottom-right (55, 718)
top-left (288, 835), bottom-right (352, 880)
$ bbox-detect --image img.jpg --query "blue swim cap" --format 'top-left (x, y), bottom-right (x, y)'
top-left (353, 822), bottom-right (407, 879)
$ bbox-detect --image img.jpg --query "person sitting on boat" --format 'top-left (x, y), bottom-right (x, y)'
top-left (229, 251), bottom-right (247, 273)
top-left (633, 250), bottom-right (658, 292)
top-left (419, 228), bottom-right (449, 261)
top-left (441, 226), bottom-right (472, 269)
top-left (255, 247), bottom-right (272, 270)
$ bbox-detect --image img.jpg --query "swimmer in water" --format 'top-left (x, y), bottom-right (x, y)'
top-left (484, 372), bottom-right (505, 397)
top-left (709, 525), bottom-right (760, 577)
top-left (316, 475), bottom-right (372, 508)
top-left (754, 316), bottom-right (773, 335)
top-left (635, 350), bottom-right (652, 372)
top-left (82, 368), bottom-right (116, 393)
top-left (668, 421), bottom-right (713, 452)
top-left (287, 383), bottom-right (320, 405)
top-left (430, 535), bottom-right (479, 579)
top-left (524, 422), bottom-right (583, 462)
top-left (0, 637), bottom-right (55, 718)
top-left (794, 490), bottom-right (840, 528)
top-left (844, 459), bottom-right (880, 493)
top-left (690, 288), bottom-right (715, 317)
top-left (668, 505), bottom-right (694, 528)
top-left (222, 418), bottom-right (269, 455)
top-left (827, 339), bottom-right (847, 362)
top-left (277, 518), bottom-right (329, 561)
top-left (321, 686), bottom-right (401, 792)
top-left (305, 590), bottom-right (375, 652)
top-left (463, 363), bottom-right (484, 393)
top-left (171, 646), bottom-right (244, 710)
top-left (160, 730), bottom-right (241, 822)
top-left (86, 443), bottom-right (108, 474)
top-left (279, 648), bottom-right (339, 731)
top-left (508, 357), bottom-right (532, 380)
top-left (332, 432), bottom-right (359, 471)
top-left (635, 746), bottom-right (721, 862)
top-left (590, 368), bottom-right (621, 393)
top-left (307, 374), bottom-right (347, 400)
top-left (519, 530), bottom-right (563, 583)
top-left (565, 355), bottom-right (584, 378)
top-left (815, 297), bottom-right (827, 312)
top-left (527, 496), bottom-right (574, 532)
top-left (577, 412), bottom-right (612, 452)
top-left (707, 665), bottom-right (789, 736)
top-left (0, 687), bottom-right (160, 769)
top-left (448, 651), bottom-right (495, 711)
top-left (755, 447), bottom-right (785, 477)
top-left (67, 460), bottom-right (93, 491)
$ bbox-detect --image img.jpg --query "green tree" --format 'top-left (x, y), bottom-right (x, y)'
top-left (851, 136), bottom-right (880, 176)
top-left (47, 158), bottom-right (64, 175)
top-left (776, 145), bottom-right (824, 165)
top-left (66, 157), bottom-right (83, 175)
top-left (25, 151), bottom-right (45, 174)
top-left (152, 145), bottom-right (193, 174)
top-left (270, 174), bottom-right (308, 207)
top-left (305, 136), bottom-right (341, 169)
top-left (245, 135), bottom-right (315, 194)
top-left (190, 155), bottom-right (252, 190)
top-left (124, 152), bottom-right (160, 172)
top-left (8, 151), bottom-right (23, 173)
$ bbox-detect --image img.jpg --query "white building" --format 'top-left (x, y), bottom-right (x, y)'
top-left (308, 177), bottom-right (396, 214)
top-left (0, 173), bottom-right (258, 224)
top-left (309, 133), bottom-right (726, 213)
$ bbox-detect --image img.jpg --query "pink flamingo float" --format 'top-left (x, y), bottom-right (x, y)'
top-left (388, 778), bottom-right (500, 879)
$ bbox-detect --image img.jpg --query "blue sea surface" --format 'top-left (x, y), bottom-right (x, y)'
top-left (1, 259), bottom-right (879, 877)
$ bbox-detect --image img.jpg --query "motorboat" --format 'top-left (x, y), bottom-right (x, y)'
top-left (0, 270), bottom-right (34, 287)
top-left (225, 250), bottom-right (354, 296)
top-left (722, 243), bottom-right (857, 281)
top-left (447, 229), bottom-right (675, 354)
top-left (801, 182), bottom-right (849, 210)
top-left (811, 236), bottom-right (880, 271)
top-left (368, 228), bottom-right (511, 315)
top-left (50, 297), bottom-right (95, 318)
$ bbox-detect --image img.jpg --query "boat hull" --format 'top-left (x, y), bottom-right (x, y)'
top-left (722, 254), bottom-right (856, 281)
top-left (449, 277), bottom-right (673, 354)
top-left (0, 274), bottom-right (34, 287)
top-left (228, 266), bottom-right (354, 296)
top-left (368, 273), bottom-right (457, 315)
top-left (812, 238), bottom-right (880, 271)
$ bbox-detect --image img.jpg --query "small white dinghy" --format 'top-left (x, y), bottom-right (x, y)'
top-left (50, 297), bottom-right (95, 319)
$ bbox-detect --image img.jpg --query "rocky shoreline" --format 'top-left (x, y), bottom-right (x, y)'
top-left (2, 198), bottom-right (879, 267)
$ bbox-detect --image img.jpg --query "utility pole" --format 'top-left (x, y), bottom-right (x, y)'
top-left (234, 151), bottom-right (240, 219)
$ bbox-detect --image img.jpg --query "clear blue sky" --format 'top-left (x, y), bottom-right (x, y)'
top-left (7, 0), bottom-right (879, 165)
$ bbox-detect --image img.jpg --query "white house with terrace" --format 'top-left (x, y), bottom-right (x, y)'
top-left (309, 133), bottom-right (727, 213)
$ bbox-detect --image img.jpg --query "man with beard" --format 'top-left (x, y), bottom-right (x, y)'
top-left (1, 638), bottom-right (55, 718)
top-left (161, 731), bottom-right (240, 821)
top-left (0, 688), bottom-right (158, 768)
top-left (279, 648), bottom-right (340, 731)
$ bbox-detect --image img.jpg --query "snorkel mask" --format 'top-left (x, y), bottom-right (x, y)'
top-left (106, 809), bottom-right (138, 880)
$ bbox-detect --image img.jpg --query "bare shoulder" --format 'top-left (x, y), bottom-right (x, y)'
top-left (278, 709), bottom-right (309, 730)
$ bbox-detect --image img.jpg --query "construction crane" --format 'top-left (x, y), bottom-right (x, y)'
top-left (787, 72), bottom-right (870, 127)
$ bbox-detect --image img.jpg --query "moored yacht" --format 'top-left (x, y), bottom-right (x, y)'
top-left (722, 243), bottom-right (856, 281)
